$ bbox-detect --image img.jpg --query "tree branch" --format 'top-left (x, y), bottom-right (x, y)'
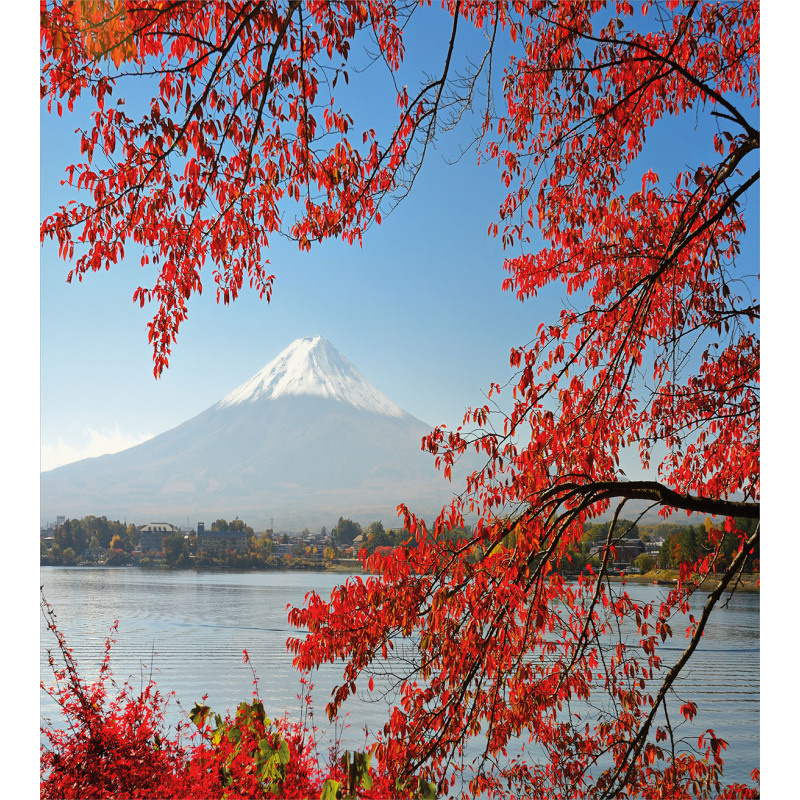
top-left (599, 525), bottom-right (760, 798)
top-left (544, 480), bottom-right (759, 520)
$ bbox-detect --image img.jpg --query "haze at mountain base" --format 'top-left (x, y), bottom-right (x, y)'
top-left (41, 337), bottom-right (463, 530)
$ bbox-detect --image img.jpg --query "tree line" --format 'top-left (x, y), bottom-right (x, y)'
top-left (41, 515), bottom-right (428, 569)
top-left (41, 515), bottom-right (138, 567)
top-left (42, 514), bottom-right (759, 576)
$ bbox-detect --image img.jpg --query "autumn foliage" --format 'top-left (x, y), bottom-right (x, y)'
top-left (42, 1), bottom-right (759, 798)
top-left (40, 592), bottom-right (419, 799)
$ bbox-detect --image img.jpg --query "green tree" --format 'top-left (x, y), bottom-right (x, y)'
top-left (365, 521), bottom-right (391, 552)
top-left (126, 523), bottom-right (139, 549)
top-left (163, 532), bottom-right (187, 565)
top-left (659, 537), bottom-right (673, 569)
top-left (253, 533), bottom-right (275, 556)
top-left (658, 525), bottom-right (705, 569)
top-left (332, 517), bottom-right (361, 547)
top-left (229, 518), bottom-right (254, 535)
top-left (82, 516), bottom-right (110, 550)
top-left (53, 519), bottom-right (75, 552)
top-left (103, 548), bottom-right (129, 566)
top-left (635, 553), bottom-right (654, 575)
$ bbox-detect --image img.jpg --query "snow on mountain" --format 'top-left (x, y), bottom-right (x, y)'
top-left (218, 336), bottom-right (405, 418)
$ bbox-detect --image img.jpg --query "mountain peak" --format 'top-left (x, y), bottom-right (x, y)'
top-left (217, 336), bottom-right (406, 417)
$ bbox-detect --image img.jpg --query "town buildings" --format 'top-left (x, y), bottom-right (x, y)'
top-left (138, 522), bottom-right (181, 554)
top-left (196, 521), bottom-right (247, 554)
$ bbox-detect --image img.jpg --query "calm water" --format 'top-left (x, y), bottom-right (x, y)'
top-left (40, 567), bottom-right (759, 787)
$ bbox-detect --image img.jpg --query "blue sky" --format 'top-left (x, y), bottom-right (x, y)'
top-left (37, 6), bottom-right (549, 471)
top-left (36, 3), bottom-right (762, 484)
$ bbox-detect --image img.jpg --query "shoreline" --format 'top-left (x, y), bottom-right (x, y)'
top-left (41, 563), bottom-right (760, 591)
top-left (607, 570), bottom-right (760, 593)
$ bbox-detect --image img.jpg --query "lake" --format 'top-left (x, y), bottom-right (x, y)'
top-left (40, 567), bottom-right (759, 788)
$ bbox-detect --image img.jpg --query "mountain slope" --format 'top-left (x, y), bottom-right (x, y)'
top-left (41, 337), bottom-right (458, 529)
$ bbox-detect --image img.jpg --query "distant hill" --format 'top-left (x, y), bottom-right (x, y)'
top-left (41, 336), bottom-right (465, 530)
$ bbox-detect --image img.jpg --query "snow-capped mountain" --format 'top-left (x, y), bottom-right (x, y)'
top-left (41, 337), bottom-right (460, 530)
top-left (219, 335), bottom-right (405, 417)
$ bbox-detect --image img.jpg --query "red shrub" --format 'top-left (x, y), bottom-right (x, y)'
top-left (40, 592), bottom-right (414, 799)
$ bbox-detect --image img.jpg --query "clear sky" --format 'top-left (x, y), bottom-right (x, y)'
top-left (36, 2), bottom-right (761, 485)
top-left (39, 6), bottom-right (547, 471)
